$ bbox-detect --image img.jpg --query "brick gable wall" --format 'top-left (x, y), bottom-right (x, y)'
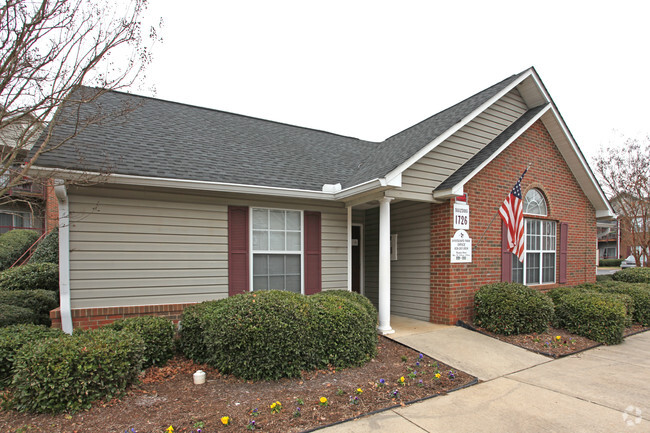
top-left (430, 120), bottom-right (597, 324)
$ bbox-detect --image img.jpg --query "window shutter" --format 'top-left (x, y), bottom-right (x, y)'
top-left (228, 206), bottom-right (249, 296)
top-left (501, 221), bottom-right (512, 282)
top-left (304, 211), bottom-right (322, 295)
top-left (559, 222), bottom-right (568, 284)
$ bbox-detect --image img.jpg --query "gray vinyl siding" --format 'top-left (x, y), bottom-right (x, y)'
top-left (394, 89), bottom-right (528, 202)
top-left (363, 202), bottom-right (431, 321)
top-left (67, 185), bottom-right (347, 309)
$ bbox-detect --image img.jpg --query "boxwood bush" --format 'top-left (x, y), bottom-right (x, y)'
top-left (0, 290), bottom-right (58, 326)
top-left (0, 230), bottom-right (40, 271)
top-left (180, 290), bottom-right (378, 380)
top-left (29, 228), bottom-right (58, 264)
top-left (0, 303), bottom-right (37, 327)
top-left (595, 281), bottom-right (650, 326)
top-left (612, 267), bottom-right (650, 283)
top-left (474, 283), bottom-right (554, 335)
top-left (0, 262), bottom-right (59, 292)
top-left (106, 316), bottom-right (175, 368)
top-left (9, 328), bottom-right (144, 413)
top-left (308, 292), bottom-right (377, 369)
top-left (552, 290), bottom-right (626, 344)
top-left (0, 324), bottom-right (64, 385)
top-left (598, 258), bottom-right (623, 267)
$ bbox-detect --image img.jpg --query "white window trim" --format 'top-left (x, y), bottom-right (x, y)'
top-left (524, 188), bottom-right (548, 217)
top-left (514, 218), bottom-right (557, 285)
top-left (249, 207), bottom-right (304, 294)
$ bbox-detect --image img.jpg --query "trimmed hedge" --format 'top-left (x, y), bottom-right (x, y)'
top-left (106, 316), bottom-right (175, 368)
top-left (180, 290), bottom-right (378, 381)
top-left (0, 324), bottom-right (64, 385)
top-left (308, 292), bottom-right (377, 369)
top-left (595, 281), bottom-right (650, 326)
top-left (29, 228), bottom-right (58, 264)
top-left (9, 328), bottom-right (144, 413)
top-left (474, 283), bottom-right (554, 335)
top-left (613, 267), bottom-right (650, 284)
top-left (0, 262), bottom-right (59, 292)
top-left (598, 258), bottom-right (623, 267)
top-left (0, 290), bottom-right (58, 326)
top-left (0, 303), bottom-right (37, 327)
top-left (552, 289), bottom-right (626, 345)
top-left (0, 230), bottom-right (39, 271)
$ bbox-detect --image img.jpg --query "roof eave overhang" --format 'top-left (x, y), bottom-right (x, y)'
top-left (28, 166), bottom-right (396, 203)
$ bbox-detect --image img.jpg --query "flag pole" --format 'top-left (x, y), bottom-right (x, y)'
top-left (472, 162), bottom-right (533, 251)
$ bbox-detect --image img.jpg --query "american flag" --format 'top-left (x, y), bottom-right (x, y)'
top-left (499, 168), bottom-right (528, 262)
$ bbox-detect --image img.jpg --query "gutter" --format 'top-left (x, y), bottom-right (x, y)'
top-left (53, 179), bottom-right (72, 334)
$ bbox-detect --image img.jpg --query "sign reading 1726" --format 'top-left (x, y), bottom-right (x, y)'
top-left (453, 203), bottom-right (470, 230)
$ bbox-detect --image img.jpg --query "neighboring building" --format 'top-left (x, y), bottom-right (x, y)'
top-left (597, 220), bottom-right (618, 260)
top-left (29, 67), bottom-right (615, 334)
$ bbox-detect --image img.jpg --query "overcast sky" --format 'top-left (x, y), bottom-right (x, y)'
top-left (136, 1), bottom-right (650, 165)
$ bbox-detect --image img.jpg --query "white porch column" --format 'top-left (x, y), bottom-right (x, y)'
top-left (377, 196), bottom-right (394, 334)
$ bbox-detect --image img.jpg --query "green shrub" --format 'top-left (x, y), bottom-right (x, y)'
top-left (201, 291), bottom-right (312, 380)
top-left (319, 289), bottom-right (377, 321)
top-left (613, 267), bottom-right (650, 284)
top-left (474, 283), bottom-right (554, 335)
top-left (0, 262), bottom-right (59, 292)
top-left (0, 303), bottom-right (37, 327)
top-left (29, 228), bottom-right (58, 264)
top-left (596, 274), bottom-right (614, 282)
top-left (553, 291), bottom-right (626, 344)
top-left (9, 328), bottom-right (144, 413)
top-left (598, 258), bottom-right (623, 267)
top-left (595, 281), bottom-right (650, 326)
top-left (308, 292), bottom-right (377, 369)
top-left (180, 290), bottom-right (378, 381)
top-left (0, 290), bottom-right (57, 326)
top-left (106, 316), bottom-right (175, 368)
top-left (0, 230), bottom-right (39, 271)
top-left (0, 324), bottom-right (64, 385)
top-left (178, 300), bottom-right (229, 363)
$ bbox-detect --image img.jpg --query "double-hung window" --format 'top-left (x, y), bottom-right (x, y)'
top-left (251, 208), bottom-right (302, 293)
top-left (512, 189), bottom-right (556, 285)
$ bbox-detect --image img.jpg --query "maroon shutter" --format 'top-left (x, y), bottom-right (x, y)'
top-left (228, 206), bottom-right (249, 296)
top-left (501, 221), bottom-right (512, 282)
top-left (304, 211), bottom-right (322, 295)
top-left (559, 222), bottom-right (568, 284)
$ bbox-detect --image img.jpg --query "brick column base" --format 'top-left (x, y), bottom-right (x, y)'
top-left (49, 303), bottom-right (197, 330)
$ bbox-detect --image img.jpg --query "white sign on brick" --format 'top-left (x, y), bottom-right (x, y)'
top-left (450, 229), bottom-right (472, 263)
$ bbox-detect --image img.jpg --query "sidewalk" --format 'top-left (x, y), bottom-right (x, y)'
top-left (321, 321), bottom-right (650, 432)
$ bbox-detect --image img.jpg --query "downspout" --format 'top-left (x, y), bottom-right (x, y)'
top-left (54, 179), bottom-right (72, 334)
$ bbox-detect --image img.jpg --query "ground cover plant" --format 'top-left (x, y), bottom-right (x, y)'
top-left (0, 336), bottom-right (475, 432)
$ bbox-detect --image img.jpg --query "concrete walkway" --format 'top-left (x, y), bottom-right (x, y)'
top-left (323, 318), bottom-right (650, 432)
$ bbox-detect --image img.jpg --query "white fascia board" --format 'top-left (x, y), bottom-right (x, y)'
top-left (596, 209), bottom-right (617, 220)
top-left (543, 105), bottom-right (615, 216)
top-left (28, 166), bottom-right (339, 200)
top-left (382, 68), bottom-right (536, 184)
top-left (432, 104), bottom-right (551, 200)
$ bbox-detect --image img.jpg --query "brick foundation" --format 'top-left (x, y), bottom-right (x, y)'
top-left (50, 303), bottom-right (197, 330)
top-left (430, 120), bottom-right (597, 325)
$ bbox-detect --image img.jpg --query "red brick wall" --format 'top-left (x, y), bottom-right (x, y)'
top-left (50, 303), bottom-right (195, 330)
top-left (430, 120), bottom-right (597, 325)
top-left (44, 180), bottom-right (59, 232)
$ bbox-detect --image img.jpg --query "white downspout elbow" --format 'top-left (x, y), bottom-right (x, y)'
top-left (54, 179), bottom-right (72, 334)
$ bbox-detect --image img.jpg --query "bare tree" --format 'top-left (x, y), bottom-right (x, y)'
top-left (0, 0), bottom-right (160, 205)
top-left (594, 136), bottom-right (650, 267)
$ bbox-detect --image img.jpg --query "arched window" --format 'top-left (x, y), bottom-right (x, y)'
top-left (524, 188), bottom-right (547, 216)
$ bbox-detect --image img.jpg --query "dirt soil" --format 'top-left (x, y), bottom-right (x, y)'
top-left (472, 324), bottom-right (650, 358)
top-left (0, 336), bottom-right (474, 433)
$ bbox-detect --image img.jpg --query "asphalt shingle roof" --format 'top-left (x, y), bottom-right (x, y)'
top-left (33, 70), bottom-right (528, 192)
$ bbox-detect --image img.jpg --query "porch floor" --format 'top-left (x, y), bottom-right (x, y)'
top-left (388, 315), bottom-right (449, 339)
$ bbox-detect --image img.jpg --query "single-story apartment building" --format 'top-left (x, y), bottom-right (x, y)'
top-left (30, 67), bottom-right (615, 334)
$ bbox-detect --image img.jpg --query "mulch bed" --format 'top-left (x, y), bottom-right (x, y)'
top-left (0, 336), bottom-right (475, 433)
top-left (465, 322), bottom-right (650, 358)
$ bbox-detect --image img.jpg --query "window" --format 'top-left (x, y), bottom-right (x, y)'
top-left (251, 208), bottom-right (302, 293)
top-left (512, 189), bottom-right (556, 285)
top-left (0, 211), bottom-right (32, 234)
